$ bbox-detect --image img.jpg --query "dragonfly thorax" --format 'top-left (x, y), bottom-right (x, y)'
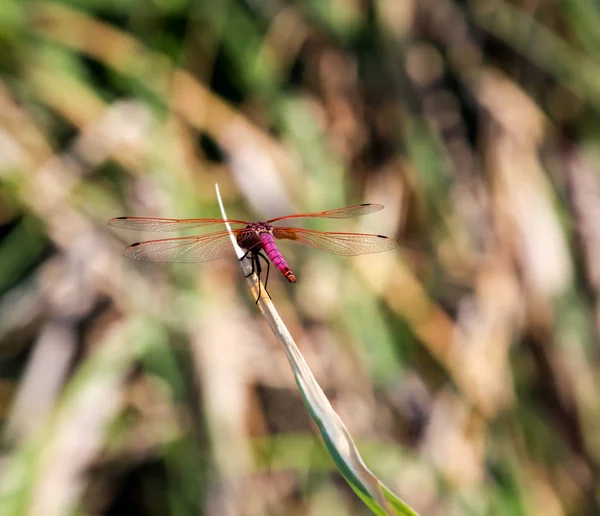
top-left (236, 223), bottom-right (271, 251)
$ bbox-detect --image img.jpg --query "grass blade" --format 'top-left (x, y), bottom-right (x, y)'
top-left (215, 184), bottom-right (418, 516)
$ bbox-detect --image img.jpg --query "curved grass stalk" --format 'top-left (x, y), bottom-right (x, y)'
top-left (215, 184), bottom-right (418, 516)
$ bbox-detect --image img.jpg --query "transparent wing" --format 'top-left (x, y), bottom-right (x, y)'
top-left (266, 204), bottom-right (384, 223)
top-left (123, 230), bottom-right (242, 263)
top-left (108, 216), bottom-right (248, 232)
top-left (272, 227), bottom-right (397, 256)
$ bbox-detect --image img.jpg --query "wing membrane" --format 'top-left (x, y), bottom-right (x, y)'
top-left (123, 230), bottom-right (241, 263)
top-left (108, 216), bottom-right (248, 232)
top-left (266, 204), bottom-right (383, 223)
top-left (272, 227), bottom-right (397, 256)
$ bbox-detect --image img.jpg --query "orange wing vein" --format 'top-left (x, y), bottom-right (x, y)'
top-left (266, 203), bottom-right (384, 223)
top-left (108, 217), bottom-right (248, 232)
top-left (272, 227), bottom-right (397, 256)
top-left (123, 230), bottom-right (243, 263)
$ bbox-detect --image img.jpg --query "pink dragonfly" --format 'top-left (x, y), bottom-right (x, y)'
top-left (108, 204), bottom-right (396, 298)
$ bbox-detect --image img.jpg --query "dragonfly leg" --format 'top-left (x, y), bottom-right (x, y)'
top-left (253, 252), bottom-right (263, 303)
top-left (240, 248), bottom-right (252, 262)
top-left (239, 245), bottom-right (270, 303)
top-left (241, 243), bottom-right (261, 278)
top-left (240, 242), bottom-right (261, 262)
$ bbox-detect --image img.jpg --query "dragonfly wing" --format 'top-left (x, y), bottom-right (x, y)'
top-left (124, 230), bottom-right (240, 262)
top-left (272, 227), bottom-right (397, 256)
top-left (108, 217), bottom-right (248, 232)
top-left (266, 203), bottom-right (384, 223)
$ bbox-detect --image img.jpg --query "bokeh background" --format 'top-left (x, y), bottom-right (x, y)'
top-left (1, 0), bottom-right (600, 514)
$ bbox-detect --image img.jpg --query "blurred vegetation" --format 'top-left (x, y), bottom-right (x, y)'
top-left (1, 0), bottom-right (600, 514)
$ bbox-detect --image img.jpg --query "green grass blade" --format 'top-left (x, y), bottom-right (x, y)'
top-left (215, 184), bottom-right (419, 516)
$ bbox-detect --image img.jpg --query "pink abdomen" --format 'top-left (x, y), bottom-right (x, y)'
top-left (259, 233), bottom-right (296, 283)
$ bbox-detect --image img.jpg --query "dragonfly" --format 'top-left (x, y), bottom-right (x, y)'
top-left (108, 203), bottom-right (397, 299)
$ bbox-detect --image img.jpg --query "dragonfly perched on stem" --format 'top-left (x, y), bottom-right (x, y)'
top-left (108, 204), bottom-right (397, 300)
